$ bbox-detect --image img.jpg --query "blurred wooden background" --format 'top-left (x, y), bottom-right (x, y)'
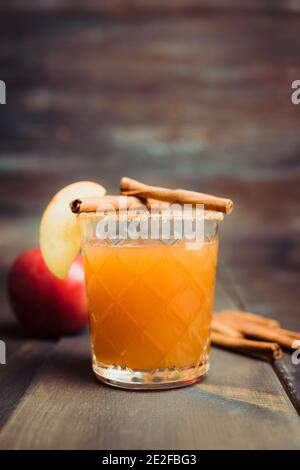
top-left (0, 1), bottom-right (299, 266)
top-left (1, 1), bottom-right (300, 266)
top-left (0, 0), bottom-right (300, 449)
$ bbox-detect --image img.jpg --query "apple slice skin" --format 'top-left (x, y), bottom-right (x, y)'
top-left (40, 181), bottom-right (106, 280)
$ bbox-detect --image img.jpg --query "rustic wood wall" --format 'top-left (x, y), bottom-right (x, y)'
top-left (0, 1), bottom-right (300, 269)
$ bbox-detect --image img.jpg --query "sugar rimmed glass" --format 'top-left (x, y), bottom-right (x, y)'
top-left (79, 209), bottom-right (220, 390)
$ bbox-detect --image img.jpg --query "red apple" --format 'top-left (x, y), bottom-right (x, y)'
top-left (7, 248), bottom-right (88, 336)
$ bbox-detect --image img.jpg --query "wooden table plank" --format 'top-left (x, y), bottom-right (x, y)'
top-left (0, 269), bottom-right (56, 431)
top-left (222, 267), bottom-right (300, 414)
top-left (0, 278), bottom-right (298, 450)
top-left (0, 339), bottom-right (298, 450)
top-left (0, 339), bottom-right (54, 430)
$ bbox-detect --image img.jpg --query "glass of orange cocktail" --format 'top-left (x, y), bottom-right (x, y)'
top-left (79, 207), bottom-right (219, 389)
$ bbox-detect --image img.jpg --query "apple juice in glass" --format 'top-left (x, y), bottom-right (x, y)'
top-left (79, 208), bottom-right (220, 389)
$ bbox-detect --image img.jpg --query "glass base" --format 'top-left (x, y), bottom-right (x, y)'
top-left (92, 358), bottom-right (209, 390)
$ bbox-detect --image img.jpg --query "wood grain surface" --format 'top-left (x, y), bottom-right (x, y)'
top-left (0, 281), bottom-right (299, 450)
top-left (225, 267), bottom-right (300, 414)
top-left (0, 1), bottom-right (299, 449)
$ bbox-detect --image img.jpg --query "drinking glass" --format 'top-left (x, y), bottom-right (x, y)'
top-left (79, 210), bottom-right (219, 389)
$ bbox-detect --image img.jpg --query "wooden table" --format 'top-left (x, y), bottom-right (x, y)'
top-left (0, 0), bottom-right (300, 450)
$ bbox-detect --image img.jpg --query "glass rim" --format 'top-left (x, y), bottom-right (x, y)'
top-left (77, 209), bottom-right (224, 222)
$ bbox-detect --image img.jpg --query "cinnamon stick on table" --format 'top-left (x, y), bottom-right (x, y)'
top-left (275, 328), bottom-right (300, 340)
top-left (211, 332), bottom-right (282, 360)
top-left (214, 310), bottom-right (300, 350)
top-left (215, 318), bottom-right (298, 350)
top-left (211, 319), bottom-right (243, 338)
top-left (120, 177), bottom-right (234, 214)
top-left (215, 310), bottom-right (280, 329)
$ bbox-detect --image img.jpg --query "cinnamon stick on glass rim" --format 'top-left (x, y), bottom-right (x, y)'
top-left (211, 332), bottom-right (282, 360)
top-left (70, 195), bottom-right (144, 214)
top-left (120, 177), bottom-right (233, 214)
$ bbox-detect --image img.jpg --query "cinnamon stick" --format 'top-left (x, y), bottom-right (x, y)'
top-left (144, 198), bottom-right (171, 211)
top-left (216, 310), bottom-right (280, 329)
top-left (70, 195), bottom-right (145, 214)
top-left (211, 319), bottom-right (243, 338)
top-left (211, 332), bottom-right (282, 360)
top-left (216, 318), bottom-right (297, 350)
top-left (120, 177), bottom-right (233, 214)
top-left (276, 328), bottom-right (300, 340)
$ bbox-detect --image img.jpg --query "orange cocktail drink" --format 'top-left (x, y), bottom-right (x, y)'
top-left (83, 240), bottom-right (218, 373)
top-left (79, 207), bottom-right (220, 389)
top-left (39, 177), bottom-right (231, 390)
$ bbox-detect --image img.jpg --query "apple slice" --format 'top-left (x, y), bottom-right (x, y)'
top-left (40, 181), bottom-right (106, 280)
